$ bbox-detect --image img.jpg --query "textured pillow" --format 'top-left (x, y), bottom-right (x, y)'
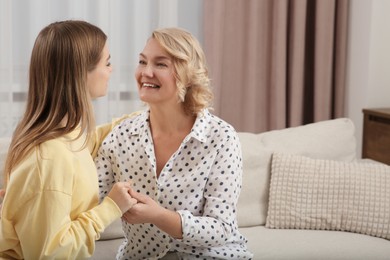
top-left (237, 118), bottom-right (357, 227)
top-left (266, 153), bottom-right (390, 240)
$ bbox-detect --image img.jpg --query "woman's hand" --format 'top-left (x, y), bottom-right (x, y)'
top-left (122, 189), bottom-right (162, 224)
top-left (107, 182), bottom-right (137, 214)
top-left (122, 189), bottom-right (183, 239)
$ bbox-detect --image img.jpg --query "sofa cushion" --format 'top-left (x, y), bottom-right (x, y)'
top-left (266, 153), bottom-right (390, 240)
top-left (92, 237), bottom-right (124, 259)
top-left (99, 219), bottom-right (124, 240)
top-left (237, 118), bottom-right (357, 227)
top-left (239, 226), bottom-right (390, 260)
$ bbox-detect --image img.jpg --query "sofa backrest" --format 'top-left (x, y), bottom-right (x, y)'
top-left (0, 137), bottom-right (11, 202)
top-left (236, 118), bottom-right (357, 228)
top-left (0, 118), bottom-right (358, 232)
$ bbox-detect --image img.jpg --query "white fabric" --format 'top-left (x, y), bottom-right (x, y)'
top-left (266, 153), bottom-right (390, 240)
top-left (95, 110), bottom-right (251, 259)
top-left (236, 118), bottom-right (357, 227)
top-left (239, 226), bottom-right (390, 260)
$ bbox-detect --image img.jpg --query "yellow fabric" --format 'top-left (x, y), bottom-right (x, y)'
top-left (0, 129), bottom-right (122, 260)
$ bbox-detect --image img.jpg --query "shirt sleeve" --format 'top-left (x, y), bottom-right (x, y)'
top-left (177, 131), bottom-right (243, 247)
top-left (0, 159), bottom-right (122, 259)
top-left (94, 111), bottom-right (142, 202)
top-left (11, 194), bottom-right (120, 259)
top-left (95, 137), bottom-right (116, 202)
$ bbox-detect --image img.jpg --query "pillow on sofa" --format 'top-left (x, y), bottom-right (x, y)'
top-left (237, 118), bottom-right (357, 227)
top-left (266, 152), bottom-right (390, 240)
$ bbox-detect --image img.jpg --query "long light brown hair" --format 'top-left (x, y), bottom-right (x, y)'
top-left (152, 27), bottom-right (213, 116)
top-left (4, 20), bottom-right (107, 186)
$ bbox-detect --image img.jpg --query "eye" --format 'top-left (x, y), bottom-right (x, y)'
top-left (157, 63), bottom-right (167, 67)
top-left (139, 60), bottom-right (147, 65)
top-left (106, 62), bottom-right (111, 67)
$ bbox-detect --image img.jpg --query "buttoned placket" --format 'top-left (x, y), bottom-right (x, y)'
top-left (156, 133), bottom-right (194, 200)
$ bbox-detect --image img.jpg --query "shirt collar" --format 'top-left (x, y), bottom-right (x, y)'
top-left (125, 109), bottom-right (211, 143)
top-left (187, 109), bottom-right (211, 143)
top-left (125, 110), bottom-right (149, 137)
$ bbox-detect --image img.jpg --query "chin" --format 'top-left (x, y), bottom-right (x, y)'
top-left (91, 92), bottom-right (107, 99)
top-left (139, 95), bottom-right (148, 103)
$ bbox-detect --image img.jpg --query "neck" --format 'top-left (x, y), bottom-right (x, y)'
top-left (149, 106), bottom-right (195, 135)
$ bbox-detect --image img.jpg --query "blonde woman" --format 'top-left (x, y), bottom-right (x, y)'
top-left (0, 20), bottom-right (136, 259)
top-left (96, 27), bottom-right (253, 259)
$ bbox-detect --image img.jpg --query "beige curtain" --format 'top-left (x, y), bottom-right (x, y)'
top-left (203, 0), bottom-right (349, 132)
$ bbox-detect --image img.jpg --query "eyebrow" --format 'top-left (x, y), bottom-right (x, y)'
top-left (139, 53), bottom-right (170, 61)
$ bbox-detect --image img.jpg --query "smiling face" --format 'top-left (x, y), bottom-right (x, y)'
top-left (135, 37), bottom-right (179, 106)
top-left (87, 42), bottom-right (112, 99)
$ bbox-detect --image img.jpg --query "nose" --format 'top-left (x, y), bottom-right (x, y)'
top-left (141, 65), bottom-right (153, 77)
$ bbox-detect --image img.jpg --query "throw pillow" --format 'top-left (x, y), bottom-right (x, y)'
top-left (236, 118), bottom-right (357, 228)
top-left (266, 152), bottom-right (390, 240)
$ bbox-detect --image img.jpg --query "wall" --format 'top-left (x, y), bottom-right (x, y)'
top-left (1, 0), bottom-right (388, 147)
top-left (346, 0), bottom-right (390, 158)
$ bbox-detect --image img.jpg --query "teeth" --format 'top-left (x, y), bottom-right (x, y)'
top-left (143, 83), bottom-right (159, 88)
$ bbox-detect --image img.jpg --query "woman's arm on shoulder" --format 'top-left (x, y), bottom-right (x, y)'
top-left (89, 111), bottom-right (142, 157)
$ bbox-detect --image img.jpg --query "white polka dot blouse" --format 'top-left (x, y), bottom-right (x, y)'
top-left (95, 109), bottom-right (253, 259)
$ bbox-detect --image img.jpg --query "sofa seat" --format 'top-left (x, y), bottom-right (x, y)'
top-left (92, 225), bottom-right (390, 260)
top-left (92, 238), bottom-right (124, 260)
top-left (240, 226), bottom-right (390, 260)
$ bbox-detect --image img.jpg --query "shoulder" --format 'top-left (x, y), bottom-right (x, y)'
top-left (105, 110), bottom-right (147, 141)
top-left (37, 137), bottom-right (86, 186)
top-left (6, 138), bottom-right (75, 210)
top-left (110, 110), bottom-right (142, 127)
top-left (209, 113), bottom-right (236, 130)
top-left (39, 138), bottom-right (76, 162)
top-left (202, 109), bottom-right (238, 138)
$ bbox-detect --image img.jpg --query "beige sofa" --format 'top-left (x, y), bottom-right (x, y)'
top-left (1, 118), bottom-right (390, 260)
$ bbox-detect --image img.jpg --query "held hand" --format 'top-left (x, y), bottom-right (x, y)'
top-left (107, 182), bottom-right (137, 214)
top-left (122, 189), bottom-right (163, 224)
top-left (122, 189), bottom-right (183, 239)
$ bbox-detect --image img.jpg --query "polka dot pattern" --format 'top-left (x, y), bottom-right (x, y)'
top-left (95, 109), bottom-right (253, 259)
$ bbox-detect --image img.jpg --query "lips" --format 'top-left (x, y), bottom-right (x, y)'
top-left (142, 83), bottom-right (160, 89)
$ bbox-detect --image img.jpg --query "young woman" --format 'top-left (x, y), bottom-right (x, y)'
top-left (95, 27), bottom-right (253, 259)
top-left (0, 20), bottom-right (137, 259)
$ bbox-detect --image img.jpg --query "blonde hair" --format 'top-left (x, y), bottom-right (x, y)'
top-left (4, 20), bottom-right (107, 186)
top-left (152, 27), bottom-right (213, 115)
